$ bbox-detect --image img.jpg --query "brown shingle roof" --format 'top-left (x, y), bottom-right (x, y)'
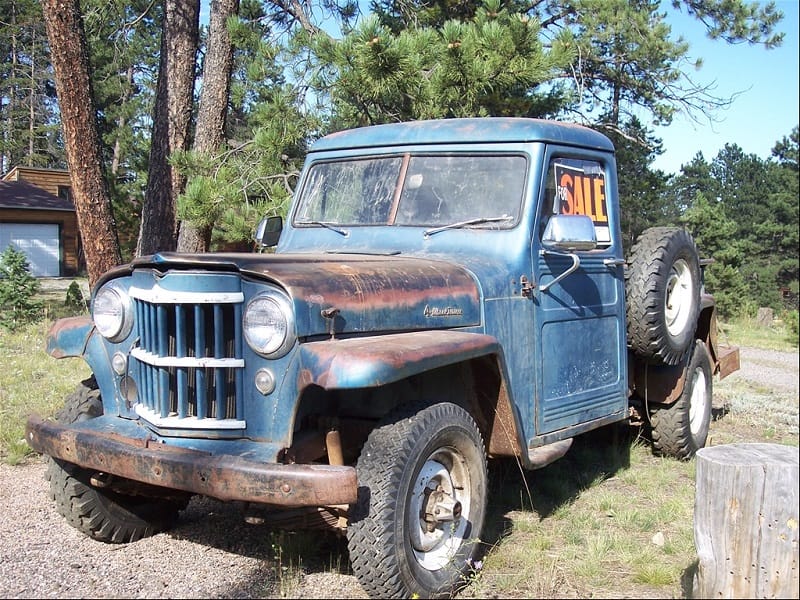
top-left (0, 180), bottom-right (75, 212)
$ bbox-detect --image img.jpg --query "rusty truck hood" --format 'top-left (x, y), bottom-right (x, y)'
top-left (122, 252), bottom-right (482, 337)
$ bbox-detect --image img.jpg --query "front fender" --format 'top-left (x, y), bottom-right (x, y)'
top-left (46, 315), bottom-right (119, 413)
top-left (299, 330), bottom-right (501, 389)
top-left (46, 316), bottom-right (94, 358)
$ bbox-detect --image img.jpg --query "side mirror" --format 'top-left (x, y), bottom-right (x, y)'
top-left (255, 216), bottom-right (283, 248)
top-left (538, 215), bottom-right (597, 293)
top-left (542, 214), bottom-right (597, 252)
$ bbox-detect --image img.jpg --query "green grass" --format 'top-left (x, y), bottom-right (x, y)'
top-left (456, 318), bottom-right (798, 599)
top-left (0, 287), bottom-right (91, 464)
top-left (461, 421), bottom-right (777, 599)
top-left (720, 314), bottom-right (798, 352)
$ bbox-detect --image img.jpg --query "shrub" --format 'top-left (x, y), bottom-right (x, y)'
top-left (64, 280), bottom-right (88, 314)
top-left (0, 245), bottom-right (43, 330)
top-left (784, 310), bottom-right (799, 344)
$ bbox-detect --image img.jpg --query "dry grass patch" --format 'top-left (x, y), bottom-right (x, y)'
top-left (463, 428), bottom-right (723, 599)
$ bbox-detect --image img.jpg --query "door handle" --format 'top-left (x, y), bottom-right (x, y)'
top-left (603, 258), bottom-right (626, 267)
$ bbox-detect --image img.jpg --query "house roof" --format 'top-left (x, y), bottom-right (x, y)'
top-left (0, 180), bottom-right (75, 212)
top-left (2, 165), bottom-right (70, 182)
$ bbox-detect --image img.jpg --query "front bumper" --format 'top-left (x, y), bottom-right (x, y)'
top-left (26, 415), bottom-right (358, 506)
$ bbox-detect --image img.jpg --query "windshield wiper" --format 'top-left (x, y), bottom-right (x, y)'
top-left (423, 215), bottom-right (514, 238)
top-left (299, 221), bottom-right (349, 237)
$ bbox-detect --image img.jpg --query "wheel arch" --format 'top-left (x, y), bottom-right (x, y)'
top-left (291, 331), bottom-right (526, 463)
top-left (630, 295), bottom-right (715, 408)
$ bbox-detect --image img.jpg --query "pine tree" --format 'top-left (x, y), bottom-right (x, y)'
top-left (82, 0), bottom-right (163, 259)
top-left (368, 0), bottom-right (784, 139)
top-left (0, 0), bottom-right (62, 173)
top-left (312, 0), bottom-right (575, 126)
top-left (136, 0), bottom-right (200, 256)
top-left (0, 245), bottom-right (43, 330)
top-left (681, 192), bottom-right (746, 317)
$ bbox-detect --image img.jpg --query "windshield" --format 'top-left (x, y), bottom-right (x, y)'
top-left (294, 153), bottom-right (526, 228)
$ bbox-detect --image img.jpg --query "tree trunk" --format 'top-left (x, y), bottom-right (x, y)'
top-left (694, 443), bottom-right (799, 599)
top-left (41, 0), bottom-right (121, 288)
top-left (137, 0), bottom-right (199, 256)
top-left (28, 30), bottom-right (35, 161)
top-left (110, 65), bottom-right (135, 178)
top-left (4, 4), bottom-right (19, 174)
top-left (177, 0), bottom-right (239, 253)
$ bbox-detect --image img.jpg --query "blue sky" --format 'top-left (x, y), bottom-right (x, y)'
top-left (314, 0), bottom-right (800, 174)
top-left (202, 1), bottom-right (799, 174)
top-left (651, 0), bottom-right (800, 174)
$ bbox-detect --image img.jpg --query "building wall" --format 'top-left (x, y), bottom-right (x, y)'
top-left (2, 167), bottom-right (72, 198)
top-left (0, 208), bottom-right (80, 276)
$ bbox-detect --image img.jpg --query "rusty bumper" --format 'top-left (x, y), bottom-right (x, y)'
top-left (26, 415), bottom-right (358, 506)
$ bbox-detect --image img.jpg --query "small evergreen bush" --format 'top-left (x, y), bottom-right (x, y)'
top-left (784, 310), bottom-right (799, 344)
top-left (0, 245), bottom-right (43, 330)
top-left (64, 280), bottom-right (88, 314)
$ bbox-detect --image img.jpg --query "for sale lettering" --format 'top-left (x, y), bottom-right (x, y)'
top-left (554, 163), bottom-right (610, 243)
top-left (554, 163), bottom-right (608, 223)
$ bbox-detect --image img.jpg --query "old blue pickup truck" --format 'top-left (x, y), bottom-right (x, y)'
top-left (27, 117), bottom-right (739, 598)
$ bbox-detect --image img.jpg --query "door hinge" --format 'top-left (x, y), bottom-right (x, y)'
top-left (520, 275), bottom-right (535, 298)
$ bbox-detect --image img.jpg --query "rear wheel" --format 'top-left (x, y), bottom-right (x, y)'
top-left (46, 377), bottom-right (186, 543)
top-left (347, 402), bottom-right (487, 598)
top-left (626, 227), bottom-right (701, 365)
top-left (650, 341), bottom-right (713, 460)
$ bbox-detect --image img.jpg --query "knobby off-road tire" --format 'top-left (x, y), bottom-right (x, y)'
top-left (650, 340), bottom-right (713, 460)
top-left (347, 402), bottom-right (488, 599)
top-left (45, 377), bottom-right (184, 543)
top-left (626, 227), bottom-right (701, 366)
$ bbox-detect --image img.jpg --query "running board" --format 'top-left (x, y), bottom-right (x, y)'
top-left (527, 438), bottom-right (573, 469)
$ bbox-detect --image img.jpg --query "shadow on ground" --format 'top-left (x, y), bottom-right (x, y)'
top-left (478, 422), bottom-right (636, 557)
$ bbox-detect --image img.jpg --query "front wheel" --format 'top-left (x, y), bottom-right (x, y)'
top-left (347, 402), bottom-right (488, 598)
top-left (650, 340), bottom-right (713, 460)
top-left (45, 377), bottom-right (186, 543)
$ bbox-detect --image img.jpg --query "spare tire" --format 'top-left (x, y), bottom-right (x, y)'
top-left (626, 227), bottom-right (701, 365)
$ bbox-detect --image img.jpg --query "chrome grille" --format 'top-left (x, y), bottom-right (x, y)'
top-left (129, 285), bottom-right (245, 429)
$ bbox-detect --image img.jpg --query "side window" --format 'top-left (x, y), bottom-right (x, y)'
top-left (541, 157), bottom-right (610, 246)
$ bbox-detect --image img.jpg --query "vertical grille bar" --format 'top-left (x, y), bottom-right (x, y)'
top-left (157, 304), bottom-right (169, 418)
top-left (234, 303), bottom-right (244, 418)
top-left (175, 304), bottom-right (188, 418)
top-left (214, 304), bottom-right (225, 419)
top-left (146, 298), bottom-right (154, 350)
top-left (194, 304), bottom-right (207, 419)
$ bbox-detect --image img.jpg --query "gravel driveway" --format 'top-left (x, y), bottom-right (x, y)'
top-left (1, 346), bottom-right (797, 599)
top-left (0, 461), bottom-right (367, 599)
top-left (727, 346), bottom-right (799, 396)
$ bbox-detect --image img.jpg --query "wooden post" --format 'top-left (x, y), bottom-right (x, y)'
top-left (694, 443), bottom-right (799, 599)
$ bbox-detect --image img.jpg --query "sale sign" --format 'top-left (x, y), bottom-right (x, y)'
top-left (554, 163), bottom-right (610, 243)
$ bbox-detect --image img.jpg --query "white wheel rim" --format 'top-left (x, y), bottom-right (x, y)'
top-left (665, 259), bottom-right (694, 337)
top-left (688, 367), bottom-right (709, 436)
top-left (408, 448), bottom-right (471, 571)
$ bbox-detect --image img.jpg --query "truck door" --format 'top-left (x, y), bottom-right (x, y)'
top-left (531, 149), bottom-right (628, 435)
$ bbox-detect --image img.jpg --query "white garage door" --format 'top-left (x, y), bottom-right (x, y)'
top-left (0, 223), bottom-right (61, 277)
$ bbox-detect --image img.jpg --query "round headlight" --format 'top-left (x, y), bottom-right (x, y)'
top-left (243, 292), bottom-right (296, 357)
top-left (93, 284), bottom-right (132, 341)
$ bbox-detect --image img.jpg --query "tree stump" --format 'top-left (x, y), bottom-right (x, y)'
top-left (756, 307), bottom-right (774, 327)
top-left (694, 443), bottom-right (799, 598)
